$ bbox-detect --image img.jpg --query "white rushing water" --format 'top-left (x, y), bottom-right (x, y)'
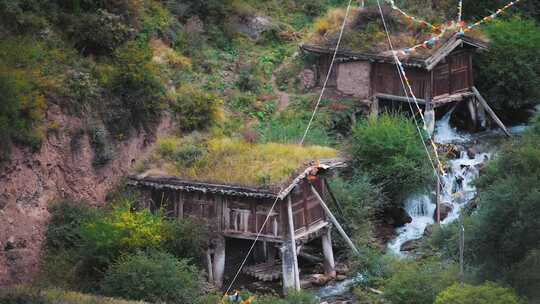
top-left (388, 110), bottom-right (490, 255)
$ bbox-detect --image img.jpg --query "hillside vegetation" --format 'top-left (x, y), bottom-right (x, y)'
top-left (2, 0), bottom-right (540, 303)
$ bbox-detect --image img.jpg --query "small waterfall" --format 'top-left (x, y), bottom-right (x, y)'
top-left (387, 194), bottom-right (435, 255)
top-left (434, 106), bottom-right (470, 144)
top-left (388, 110), bottom-right (491, 255)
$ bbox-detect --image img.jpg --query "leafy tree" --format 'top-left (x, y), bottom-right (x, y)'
top-left (350, 113), bottom-right (433, 203)
top-left (435, 282), bottom-right (521, 304)
top-left (101, 250), bottom-right (200, 303)
top-left (77, 201), bottom-right (166, 288)
top-left (475, 17), bottom-right (540, 114)
top-left (383, 258), bottom-right (459, 304)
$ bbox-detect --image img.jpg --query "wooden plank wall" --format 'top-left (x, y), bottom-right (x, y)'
top-left (372, 63), bottom-right (430, 99)
top-left (146, 179), bottom-right (328, 240)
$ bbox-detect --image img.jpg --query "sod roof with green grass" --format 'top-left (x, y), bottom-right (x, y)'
top-left (137, 136), bottom-right (340, 191)
top-left (303, 4), bottom-right (488, 63)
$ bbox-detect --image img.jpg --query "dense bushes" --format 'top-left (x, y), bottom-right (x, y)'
top-left (475, 17), bottom-right (540, 115)
top-left (67, 9), bottom-right (135, 56)
top-left (170, 85), bottom-right (223, 132)
top-left (101, 250), bottom-right (200, 303)
top-left (45, 200), bottom-right (96, 250)
top-left (164, 217), bottom-right (210, 264)
top-left (0, 67), bottom-right (46, 161)
top-left (0, 287), bottom-right (147, 304)
top-left (350, 113), bottom-right (433, 202)
top-left (435, 282), bottom-right (521, 304)
top-left (78, 201), bottom-right (167, 273)
top-left (383, 259), bottom-right (459, 304)
top-left (41, 198), bottom-right (210, 300)
top-left (108, 42), bottom-right (166, 134)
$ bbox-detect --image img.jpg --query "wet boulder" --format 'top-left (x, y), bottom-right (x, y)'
top-left (385, 207), bottom-right (412, 227)
top-left (400, 238), bottom-right (423, 252)
top-left (309, 274), bottom-right (332, 286)
top-left (434, 203), bottom-right (453, 222)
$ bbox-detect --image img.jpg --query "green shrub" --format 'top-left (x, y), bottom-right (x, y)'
top-left (46, 200), bottom-right (95, 250)
top-left (66, 10), bottom-right (134, 56)
top-left (257, 290), bottom-right (318, 304)
top-left (507, 249), bottom-right (540, 300)
top-left (108, 41), bottom-right (166, 134)
top-left (170, 85), bottom-right (222, 132)
top-left (350, 113), bottom-right (433, 202)
top-left (0, 66), bottom-right (46, 161)
top-left (435, 282), bottom-right (521, 304)
top-left (38, 249), bottom-right (80, 290)
top-left (383, 259), bottom-right (459, 304)
top-left (328, 172), bottom-right (384, 257)
top-left (236, 61), bottom-right (265, 93)
top-left (164, 218), bottom-right (210, 263)
top-left (0, 286), bottom-right (149, 304)
top-left (77, 201), bottom-right (166, 286)
top-left (101, 250), bottom-right (200, 303)
top-left (475, 17), bottom-right (540, 114)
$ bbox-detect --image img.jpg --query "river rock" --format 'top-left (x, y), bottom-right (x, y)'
top-left (309, 274), bottom-right (332, 286)
top-left (434, 203), bottom-right (453, 222)
top-left (423, 224), bottom-right (436, 237)
top-left (336, 275), bottom-right (347, 281)
top-left (335, 263), bottom-right (350, 275)
top-left (400, 238), bottom-right (422, 252)
top-left (385, 207), bottom-right (412, 227)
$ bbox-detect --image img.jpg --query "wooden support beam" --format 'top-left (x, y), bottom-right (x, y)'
top-left (310, 185), bottom-right (360, 256)
top-left (472, 87), bottom-right (512, 137)
top-left (286, 196), bottom-right (301, 291)
top-left (375, 93), bottom-right (427, 105)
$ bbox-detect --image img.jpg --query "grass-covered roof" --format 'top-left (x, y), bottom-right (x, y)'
top-left (138, 135), bottom-right (339, 190)
top-left (304, 4), bottom-right (488, 61)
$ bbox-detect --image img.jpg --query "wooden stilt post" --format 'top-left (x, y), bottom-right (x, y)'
top-left (287, 196), bottom-right (301, 291)
top-left (424, 96), bottom-right (435, 137)
top-left (310, 185), bottom-right (360, 256)
top-left (212, 237), bottom-right (226, 289)
top-left (206, 249), bottom-right (214, 284)
top-left (472, 87), bottom-right (512, 137)
top-left (467, 98), bottom-right (477, 130)
top-left (321, 227), bottom-right (336, 278)
top-left (370, 97), bottom-right (379, 119)
top-left (280, 243), bottom-right (296, 294)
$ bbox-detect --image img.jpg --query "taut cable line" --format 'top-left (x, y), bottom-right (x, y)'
top-left (300, 0), bottom-right (354, 145)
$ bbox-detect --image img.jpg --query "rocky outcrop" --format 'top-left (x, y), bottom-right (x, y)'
top-left (230, 15), bottom-right (274, 40)
top-left (0, 104), bottom-right (174, 287)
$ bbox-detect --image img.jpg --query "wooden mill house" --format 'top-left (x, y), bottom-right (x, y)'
top-left (301, 6), bottom-right (510, 136)
top-left (129, 139), bottom-right (349, 293)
